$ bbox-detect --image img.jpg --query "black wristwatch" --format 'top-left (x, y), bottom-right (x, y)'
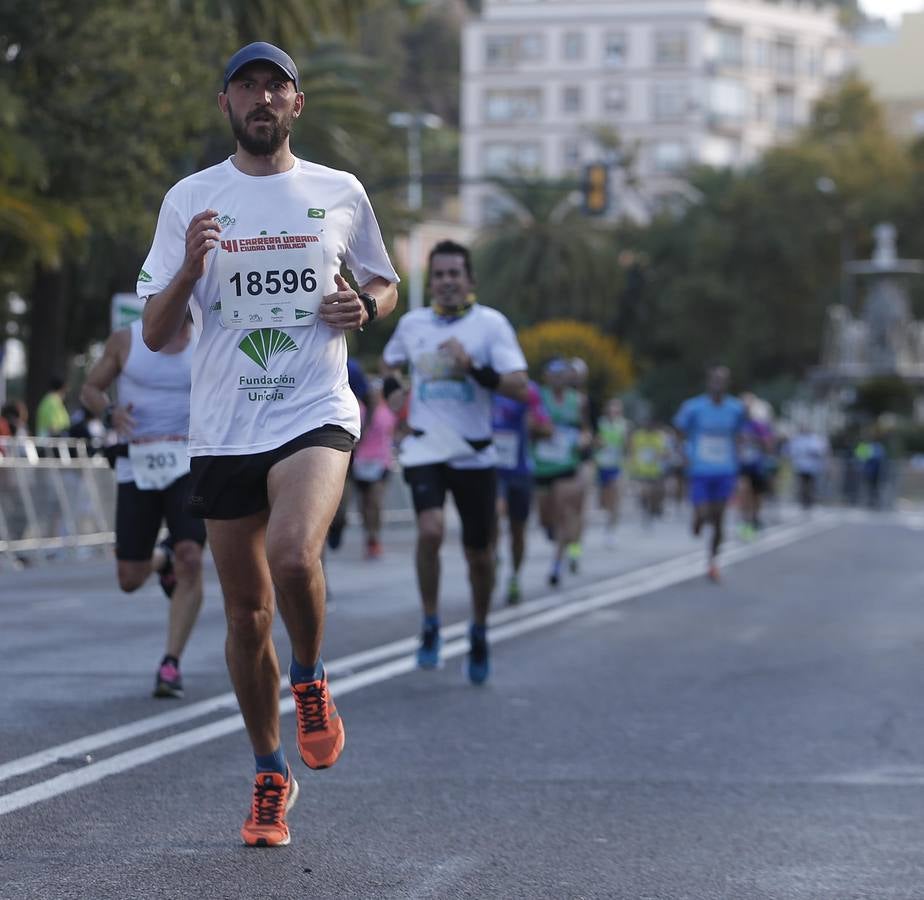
top-left (358, 292), bottom-right (378, 324)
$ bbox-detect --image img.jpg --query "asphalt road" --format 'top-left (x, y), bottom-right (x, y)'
top-left (2, 503), bottom-right (924, 899)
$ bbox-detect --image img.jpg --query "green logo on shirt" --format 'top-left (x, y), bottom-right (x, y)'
top-left (238, 328), bottom-right (299, 371)
top-left (138, 269), bottom-right (152, 283)
top-left (307, 208), bottom-right (326, 219)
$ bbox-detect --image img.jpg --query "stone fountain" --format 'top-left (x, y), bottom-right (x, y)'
top-left (817, 223), bottom-right (924, 386)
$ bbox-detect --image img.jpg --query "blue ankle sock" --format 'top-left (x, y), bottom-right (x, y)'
top-left (255, 745), bottom-right (288, 777)
top-left (290, 655), bottom-right (324, 685)
top-left (470, 623), bottom-right (487, 641)
top-left (423, 615), bottom-right (440, 632)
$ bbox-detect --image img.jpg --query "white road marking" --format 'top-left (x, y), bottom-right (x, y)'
top-left (0, 516), bottom-right (836, 817)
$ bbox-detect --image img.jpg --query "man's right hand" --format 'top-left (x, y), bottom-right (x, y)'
top-left (112, 403), bottom-right (137, 439)
top-left (182, 210), bottom-right (222, 283)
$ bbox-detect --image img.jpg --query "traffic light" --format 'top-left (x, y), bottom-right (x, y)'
top-left (583, 162), bottom-right (609, 216)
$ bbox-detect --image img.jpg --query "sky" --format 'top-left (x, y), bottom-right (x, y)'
top-left (861, 0), bottom-right (924, 23)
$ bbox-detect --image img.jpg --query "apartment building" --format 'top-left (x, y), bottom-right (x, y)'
top-left (460, 0), bottom-right (848, 224)
top-left (855, 12), bottom-right (924, 139)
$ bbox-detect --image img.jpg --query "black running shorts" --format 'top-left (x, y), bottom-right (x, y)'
top-left (187, 425), bottom-right (356, 520)
top-left (403, 463), bottom-right (497, 550)
top-left (115, 474), bottom-right (206, 561)
top-left (533, 468), bottom-right (579, 488)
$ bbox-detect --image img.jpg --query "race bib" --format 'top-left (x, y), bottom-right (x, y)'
top-left (596, 446), bottom-right (621, 468)
top-left (534, 427), bottom-right (577, 465)
top-left (352, 458), bottom-right (386, 482)
top-left (494, 429), bottom-right (520, 470)
top-left (639, 447), bottom-right (658, 466)
top-left (697, 434), bottom-right (732, 467)
top-left (217, 235), bottom-right (324, 329)
top-left (128, 440), bottom-right (190, 491)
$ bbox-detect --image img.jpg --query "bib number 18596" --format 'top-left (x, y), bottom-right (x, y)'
top-left (217, 238), bottom-right (325, 329)
top-left (228, 268), bottom-right (317, 297)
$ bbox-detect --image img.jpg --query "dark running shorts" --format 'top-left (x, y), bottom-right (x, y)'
top-left (534, 468), bottom-right (579, 489)
top-left (116, 473), bottom-right (206, 561)
top-left (497, 471), bottom-right (533, 523)
top-left (404, 463), bottom-right (496, 550)
top-left (740, 464), bottom-right (769, 495)
top-left (187, 425), bottom-right (355, 520)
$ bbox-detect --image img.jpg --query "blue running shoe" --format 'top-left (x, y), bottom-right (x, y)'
top-left (416, 624), bottom-right (442, 669)
top-left (465, 627), bottom-right (490, 685)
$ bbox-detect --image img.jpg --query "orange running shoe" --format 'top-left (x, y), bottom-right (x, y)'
top-left (291, 677), bottom-right (345, 770)
top-left (241, 769), bottom-right (299, 847)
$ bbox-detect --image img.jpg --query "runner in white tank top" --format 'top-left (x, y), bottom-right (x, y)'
top-left (137, 43), bottom-right (399, 848)
top-left (80, 315), bottom-right (206, 700)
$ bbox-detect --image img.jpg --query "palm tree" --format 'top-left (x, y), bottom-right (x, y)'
top-left (206, 0), bottom-right (383, 45)
top-left (473, 177), bottom-right (625, 329)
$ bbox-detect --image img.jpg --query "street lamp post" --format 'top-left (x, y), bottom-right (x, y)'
top-left (388, 111), bottom-right (442, 310)
top-left (816, 175), bottom-right (854, 309)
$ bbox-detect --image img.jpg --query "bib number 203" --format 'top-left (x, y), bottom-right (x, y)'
top-left (228, 268), bottom-right (317, 297)
top-left (145, 450), bottom-right (177, 470)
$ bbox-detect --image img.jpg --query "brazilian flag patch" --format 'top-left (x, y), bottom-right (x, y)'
top-left (307, 208), bottom-right (326, 219)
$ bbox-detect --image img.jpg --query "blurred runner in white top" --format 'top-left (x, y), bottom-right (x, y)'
top-left (383, 239), bottom-right (528, 684)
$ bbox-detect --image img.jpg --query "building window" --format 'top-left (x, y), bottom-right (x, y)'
top-left (562, 139), bottom-right (582, 172)
top-left (562, 86), bottom-right (582, 114)
top-left (654, 30), bottom-right (688, 67)
top-left (652, 141), bottom-right (688, 173)
top-left (481, 193), bottom-right (509, 225)
top-left (806, 46), bottom-right (821, 77)
top-left (774, 87), bottom-right (796, 127)
top-left (715, 25), bottom-right (744, 68)
top-left (774, 38), bottom-right (796, 77)
top-left (603, 83), bottom-right (627, 114)
top-left (754, 38), bottom-right (772, 70)
top-left (604, 31), bottom-right (628, 66)
top-left (483, 141), bottom-right (542, 176)
top-left (709, 78), bottom-right (748, 122)
top-left (563, 31), bottom-right (584, 62)
top-left (485, 33), bottom-right (544, 67)
top-left (653, 83), bottom-right (688, 122)
top-left (484, 88), bottom-right (543, 123)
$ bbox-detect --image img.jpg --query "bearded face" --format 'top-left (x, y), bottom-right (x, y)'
top-left (226, 99), bottom-right (295, 156)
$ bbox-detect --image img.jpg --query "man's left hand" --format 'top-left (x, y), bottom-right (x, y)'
top-left (319, 273), bottom-right (366, 330)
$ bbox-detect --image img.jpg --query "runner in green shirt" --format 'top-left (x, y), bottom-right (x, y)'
top-left (35, 376), bottom-right (71, 437)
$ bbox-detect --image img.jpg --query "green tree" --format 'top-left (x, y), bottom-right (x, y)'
top-left (472, 178), bottom-right (625, 328)
top-left (0, 0), bottom-right (233, 412)
top-left (629, 78), bottom-right (914, 415)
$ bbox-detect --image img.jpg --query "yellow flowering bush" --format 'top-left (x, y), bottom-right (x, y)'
top-left (517, 319), bottom-right (634, 404)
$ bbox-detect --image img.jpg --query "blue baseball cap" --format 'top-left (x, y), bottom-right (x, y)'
top-left (544, 358), bottom-right (571, 375)
top-left (223, 42), bottom-right (299, 91)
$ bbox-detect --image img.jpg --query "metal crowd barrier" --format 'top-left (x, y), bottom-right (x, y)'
top-left (0, 437), bottom-right (117, 566)
top-left (0, 436), bottom-right (416, 569)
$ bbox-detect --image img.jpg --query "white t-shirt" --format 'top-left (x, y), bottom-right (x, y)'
top-left (137, 157), bottom-right (398, 457)
top-left (787, 433), bottom-right (829, 475)
top-left (382, 305), bottom-right (528, 470)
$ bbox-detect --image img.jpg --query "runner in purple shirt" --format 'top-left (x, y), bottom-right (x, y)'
top-left (492, 381), bottom-right (551, 604)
